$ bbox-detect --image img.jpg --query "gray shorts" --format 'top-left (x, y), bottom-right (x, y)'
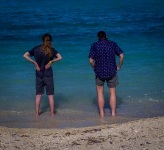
top-left (36, 76), bottom-right (54, 95)
top-left (95, 75), bottom-right (118, 88)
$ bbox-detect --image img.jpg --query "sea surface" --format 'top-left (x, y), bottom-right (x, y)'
top-left (0, 0), bottom-right (164, 128)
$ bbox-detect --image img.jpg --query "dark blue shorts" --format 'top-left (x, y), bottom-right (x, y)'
top-left (95, 75), bottom-right (118, 88)
top-left (36, 76), bottom-right (54, 95)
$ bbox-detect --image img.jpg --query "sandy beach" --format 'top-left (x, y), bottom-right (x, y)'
top-left (0, 116), bottom-right (163, 150)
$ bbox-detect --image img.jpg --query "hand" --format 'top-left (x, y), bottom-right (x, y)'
top-left (117, 66), bottom-right (120, 71)
top-left (45, 63), bottom-right (51, 69)
top-left (35, 63), bottom-right (40, 71)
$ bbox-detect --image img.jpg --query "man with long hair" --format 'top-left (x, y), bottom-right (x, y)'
top-left (23, 33), bottom-right (62, 117)
top-left (89, 31), bottom-right (124, 117)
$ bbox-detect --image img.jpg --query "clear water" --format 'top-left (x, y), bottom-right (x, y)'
top-left (0, 0), bottom-right (163, 128)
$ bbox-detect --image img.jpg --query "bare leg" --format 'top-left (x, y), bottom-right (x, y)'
top-left (96, 85), bottom-right (105, 118)
top-left (48, 95), bottom-right (55, 116)
top-left (109, 88), bottom-right (116, 116)
top-left (36, 95), bottom-right (42, 117)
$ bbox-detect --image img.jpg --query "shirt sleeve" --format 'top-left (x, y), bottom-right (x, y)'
top-left (28, 47), bottom-right (35, 56)
top-left (114, 42), bottom-right (123, 56)
top-left (88, 44), bottom-right (95, 59)
top-left (52, 48), bottom-right (59, 59)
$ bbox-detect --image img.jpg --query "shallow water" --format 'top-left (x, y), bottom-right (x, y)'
top-left (0, 0), bottom-right (164, 128)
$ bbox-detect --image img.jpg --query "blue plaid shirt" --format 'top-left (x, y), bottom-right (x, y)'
top-left (89, 39), bottom-right (123, 78)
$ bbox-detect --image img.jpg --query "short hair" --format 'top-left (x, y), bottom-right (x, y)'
top-left (97, 31), bottom-right (107, 39)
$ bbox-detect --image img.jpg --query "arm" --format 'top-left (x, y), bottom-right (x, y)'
top-left (51, 53), bottom-right (62, 63)
top-left (89, 58), bottom-right (95, 68)
top-left (23, 52), bottom-right (40, 71)
top-left (117, 53), bottom-right (124, 70)
top-left (45, 53), bottom-right (62, 69)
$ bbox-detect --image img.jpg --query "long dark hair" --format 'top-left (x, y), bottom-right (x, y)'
top-left (41, 33), bottom-right (53, 57)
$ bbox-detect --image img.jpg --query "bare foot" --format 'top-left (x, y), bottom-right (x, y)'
top-left (35, 113), bottom-right (39, 118)
top-left (50, 113), bottom-right (55, 117)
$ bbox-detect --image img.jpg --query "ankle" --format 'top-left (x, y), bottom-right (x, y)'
top-left (111, 112), bottom-right (116, 116)
top-left (100, 110), bottom-right (105, 118)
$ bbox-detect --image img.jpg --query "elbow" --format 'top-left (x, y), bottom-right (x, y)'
top-left (56, 53), bottom-right (62, 61)
top-left (23, 52), bottom-right (29, 59)
top-left (58, 54), bottom-right (62, 61)
top-left (120, 53), bottom-right (124, 59)
top-left (23, 53), bottom-right (26, 58)
top-left (120, 53), bottom-right (124, 57)
top-left (59, 56), bottom-right (62, 61)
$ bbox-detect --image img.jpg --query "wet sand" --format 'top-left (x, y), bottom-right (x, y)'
top-left (0, 116), bottom-right (163, 150)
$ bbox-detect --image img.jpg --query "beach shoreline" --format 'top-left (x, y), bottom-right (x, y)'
top-left (1, 109), bottom-right (162, 129)
top-left (0, 116), bottom-right (163, 150)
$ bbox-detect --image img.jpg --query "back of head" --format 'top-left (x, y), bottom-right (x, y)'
top-left (97, 31), bottom-right (107, 40)
top-left (42, 33), bottom-right (52, 42)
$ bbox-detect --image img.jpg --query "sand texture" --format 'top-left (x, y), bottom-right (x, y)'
top-left (0, 116), bottom-right (164, 150)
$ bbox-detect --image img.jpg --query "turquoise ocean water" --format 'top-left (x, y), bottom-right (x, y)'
top-left (0, 0), bottom-right (164, 128)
